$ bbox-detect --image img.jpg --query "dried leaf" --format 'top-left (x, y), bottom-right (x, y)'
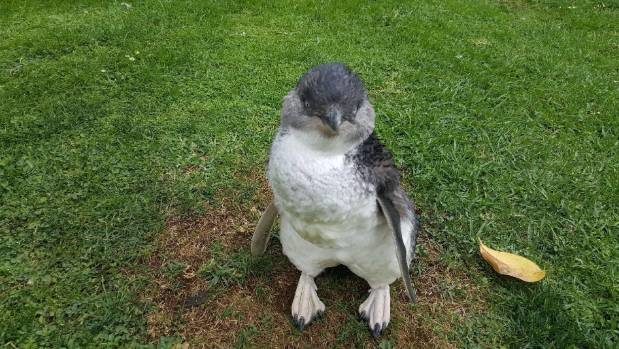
top-left (479, 240), bottom-right (546, 282)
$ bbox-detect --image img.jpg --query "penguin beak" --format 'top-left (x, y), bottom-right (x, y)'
top-left (324, 107), bottom-right (342, 132)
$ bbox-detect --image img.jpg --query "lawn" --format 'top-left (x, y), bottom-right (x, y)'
top-left (0, 0), bottom-right (617, 347)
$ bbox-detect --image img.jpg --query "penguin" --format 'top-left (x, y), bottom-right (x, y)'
top-left (251, 63), bottom-right (419, 337)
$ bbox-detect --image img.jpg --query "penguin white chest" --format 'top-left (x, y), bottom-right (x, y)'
top-left (268, 133), bottom-right (378, 247)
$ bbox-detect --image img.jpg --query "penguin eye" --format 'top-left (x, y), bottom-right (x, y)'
top-left (304, 102), bottom-right (310, 109)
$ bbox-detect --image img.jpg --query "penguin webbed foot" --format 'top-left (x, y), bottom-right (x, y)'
top-left (358, 285), bottom-right (391, 337)
top-left (291, 273), bottom-right (326, 332)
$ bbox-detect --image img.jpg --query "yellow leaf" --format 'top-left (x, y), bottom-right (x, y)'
top-left (479, 241), bottom-right (546, 282)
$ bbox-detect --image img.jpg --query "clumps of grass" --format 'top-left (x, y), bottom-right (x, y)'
top-left (335, 316), bottom-right (369, 347)
top-left (160, 260), bottom-right (189, 292)
top-left (378, 340), bottom-right (396, 349)
top-left (198, 242), bottom-right (273, 289)
top-left (234, 325), bottom-right (259, 349)
top-left (162, 261), bottom-right (187, 280)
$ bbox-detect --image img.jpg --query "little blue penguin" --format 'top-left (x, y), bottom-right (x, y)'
top-left (251, 63), bottom-right (420, 337)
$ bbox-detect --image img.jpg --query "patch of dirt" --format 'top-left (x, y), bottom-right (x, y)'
top-left (140, 177), bottom-right (487, 348)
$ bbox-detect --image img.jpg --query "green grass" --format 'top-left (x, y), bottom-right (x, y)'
top-left (198, 243), bottom-right (273, 288)
top-left (0, 0), bottom-right (617, 347)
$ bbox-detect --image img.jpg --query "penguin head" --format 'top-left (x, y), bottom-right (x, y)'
top-left (281, 63), bottom-right (375, 151)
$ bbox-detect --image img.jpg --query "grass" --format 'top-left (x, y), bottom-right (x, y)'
top-left (0, 0), bottom-right (617, 347)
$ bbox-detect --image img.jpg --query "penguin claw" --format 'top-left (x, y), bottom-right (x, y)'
top-left (292, 315), bottom-right (305, 331)
top-left (371, 322), bottom-right (388, 338)
top-left (372, 323), bottom-right (382, 338)
top-left (296, 316), bottom-right (306, 331)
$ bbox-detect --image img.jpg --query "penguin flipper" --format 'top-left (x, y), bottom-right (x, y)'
top-left (250, 201), bottom-right (278, 256)
top-left (377, 194), bottom-right (416, 302)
